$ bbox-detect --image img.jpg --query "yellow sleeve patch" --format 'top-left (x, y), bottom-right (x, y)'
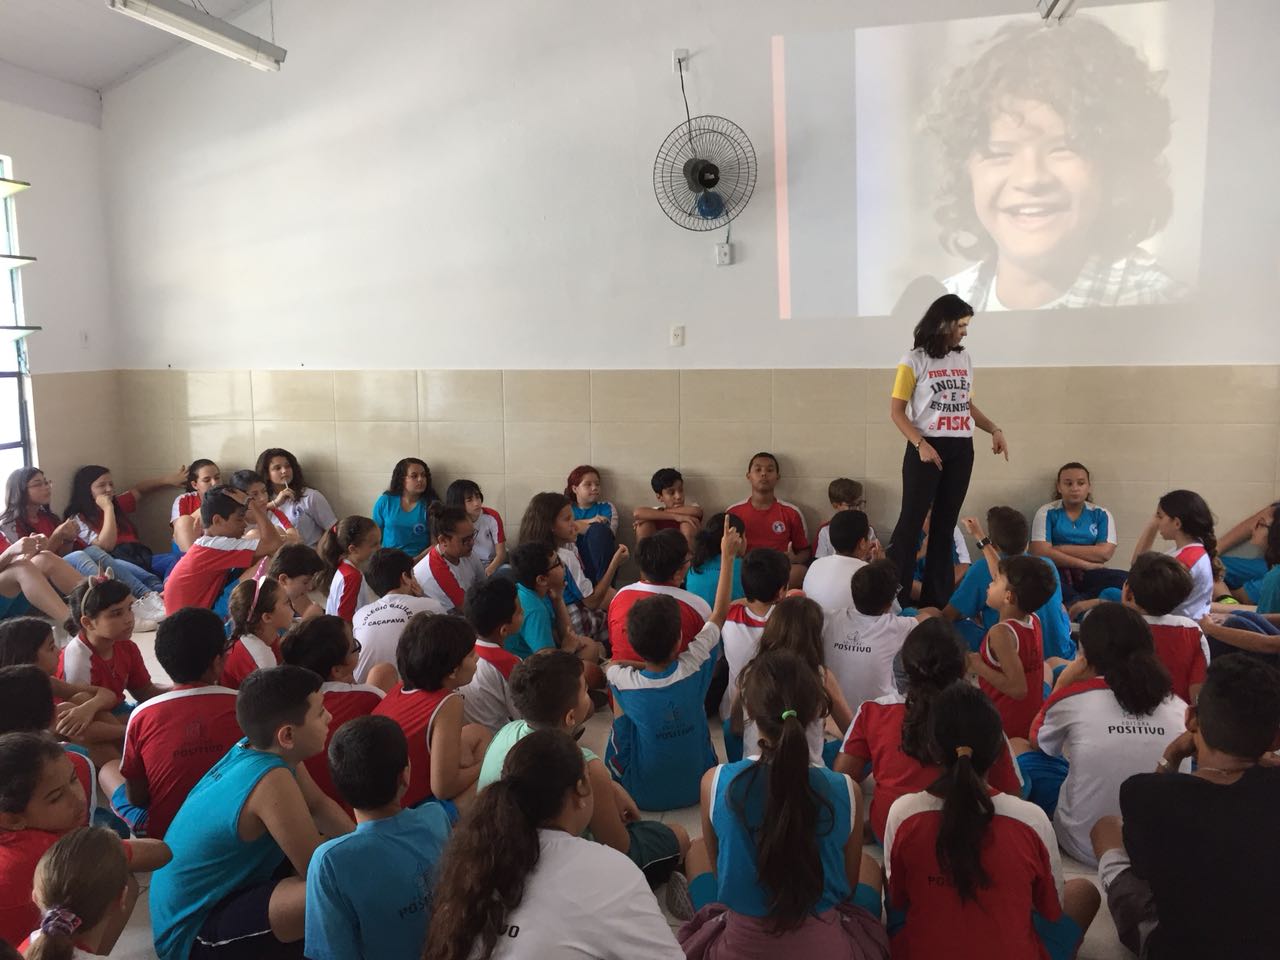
top-left (890, 364), bottom-right (916, 401)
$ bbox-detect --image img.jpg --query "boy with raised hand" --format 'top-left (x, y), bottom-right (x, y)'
top-left (727, 451), bottom-right (810, 588)
top-left (608, 529), bottom-right (708, 663)
top-left (632, 467), bottom-right (704, 547)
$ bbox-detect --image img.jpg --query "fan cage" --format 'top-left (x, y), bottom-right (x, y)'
top-left (653, 115), bottom-right (757, 232)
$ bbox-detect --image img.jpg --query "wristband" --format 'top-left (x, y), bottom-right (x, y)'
top-left (976, 536), bottom-right (992, 550)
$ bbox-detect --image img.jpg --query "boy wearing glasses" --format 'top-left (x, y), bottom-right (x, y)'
top-left (813, 478), bottom-right (874, 560)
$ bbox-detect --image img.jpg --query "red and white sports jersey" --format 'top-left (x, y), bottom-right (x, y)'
top-left (472, 507), bottom-right (505, 566)
top-left (1170, 542), bottom-right (1214, 620)
top-left (718, 604), bottom-right (770, 720)
top-left (58, 635), bottom-right (150, 704)
top-left (304, 681), bottom-right (385, 812)
top-left (267, 508), bottom-right (293, 533)
top-left (822, 606), bottom-right (914, 715)
top-left (1144, 613), bottom-right (1210, 703)
top-left (413, 546), bottom-right (485, 611)
top-left (978, 615), bottom-right (1045, 740)
top-left (220, 634), bottom-right (281, 690)
top-left (0, 829), bottom-right (61, 946)
top-left (1031, 678), bottom-right (1187, 863)
top-left (119, 684), bottom-right (241, 839)
top-left (372, 684), bottom-right (458, 807)
top-left (458, 639), bottom-right (521, 732)
top-left (72, 491), bottom-right (140, 546)
top-left (885, 790), bottom-right (1062, 960)
top-left (65, 749), bottom-right (95, 824)
top-left (164, 535), bottom-right (258, 615)
top-left (2, 510), bottom-right (84, 552)
top-left (326, 560), bottom-right (375, 622)
top-left (607, 582), bottom-right (711, 664)
top-left (170, 492), bottom-right (201, 524)
top-left (726, 498), bottom-right (809, 554)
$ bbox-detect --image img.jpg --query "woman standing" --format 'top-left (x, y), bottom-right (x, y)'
top-left (887, 294), bottom-right (1007, 607)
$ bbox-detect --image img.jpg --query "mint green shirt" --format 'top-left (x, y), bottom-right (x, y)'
top-left (478, 719), bottom-right (598, 791)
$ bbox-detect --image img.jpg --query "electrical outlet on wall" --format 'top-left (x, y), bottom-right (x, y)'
top-left (714, 242), bottom-right (733, 266)
top-left (669, 324), bottom-right (686, 347)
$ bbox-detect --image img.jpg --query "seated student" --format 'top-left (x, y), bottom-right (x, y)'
top-left (885, 683), bottom-right (1099, 960)
top-left (319, 516), bottom-right (380, 623)
top-left (267, 543), bottom-right (326, 621)
top-left (680, 648), bottom-right (886, 954)
top-left (62, 463), bottom-right (187, 576)
top-left (412, 504), bottom-right (486, 612)
top-left (605, 519), bottom-right (740, 810)
top-left (803, 509), bottom-right (875, 613)
top-left (478, 650), bottom-right (688, 887)
top-left (371, 614), bottom-right (491, 809)
top-left (116, 608), bottom-right (242, 841)
top-left (0, 532), bottom-right (79, 631)
top-left (445, 479), bottom-right (506, 577)
top-left (148, 666), bottom-right (356, 960)
top-left (1130, 490), bottom-right (1219, 622)
top-left (835, 619), bottom-right (1023, 842)
top-left (1215, 501), bottom-right (1278, 603)
top-left (228, 469), bottom-right (299, 543)
top-left (352, 548), bottom-right (446, 684)
top-left (458, 578), bottom-right (523, 733)
top-left (1196, 509), bottom-right (1280, 664)
top-left (1031, 461), bottom-right (1128, 605)
top-left (429, 729), bottom-right (683, 960)
top-left (812, 476), bottom-right (870, 560)
top-left (608, 529), bottom-right (709, 663)
top-left (1121, 552), bottom-right (1210, 703)
top-left (968, 554), bottom-right (1057, 740)
top-left (255, 448), bottom-right (338, 549)
top-left (727, 452), bottom-right (810, 588)
top-left (633, 467), bottom-right (703, 547)
top-left (504, 543), bottom-right (601, 673)
top-left (908, 509), bottom-right (971, 603)
top-left (59, 578), bottom-right (167, 710)
top-left (684, 512), bottom-right (747, 611)
top-left (282, 616), bottom-right (387, 813)
top-left (1092, 655), bottom-right (1280, 960)
top-left (1021, 603), bottom-right (1187, 865)
top-left (565, 465), bottom-right (617, 585)
top-left (304, 716), bottom-right (453, 960)
top-left (945, 508), bottom-right (1073, 660)
top-left (220, 576), bottom-right (294, 690)
top-left (164, 487), bottom-right (283, 617)
top-left (371, 457), bottom-right (437, 561)
top-left (170, 459), bottom-right (221, 552)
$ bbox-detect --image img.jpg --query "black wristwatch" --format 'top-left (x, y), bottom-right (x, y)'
top-left (976, 536), bottom-right (992, 550)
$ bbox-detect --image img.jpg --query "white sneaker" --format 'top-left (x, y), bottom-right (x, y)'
top-left (132, 592), bottom-right (165, 631)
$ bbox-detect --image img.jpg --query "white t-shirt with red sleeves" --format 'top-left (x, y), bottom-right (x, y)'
top-left (352, 593), bottom-right (448, 683)
top-left (220, 634), bottom-right (281, 689)
top-left (471, 507), bottom-right (505, 567)
top-left (1143, 613), bottom-right (1210, 703)
top-left (607, 582), bottom-right (711, 664)
top-left (413, 546), bottom-right (486, 611)
top-left (890, 347), bottom-right (974, 438)
top-left (170, 491), bottom-right (201, 524)
top-left (718, 604), bottom-right (771, 720)
top-left (803, 556), bottom-right (867, 613)
top-left (58, 635), bottom-right (151, 704)
top-left (164, 535), bottom-right (258, 614)
top-left (1169, 541), bottom-right (1214, 620)
top-left (458, 639), bottom-right (522, 732)
top-left (821, 605), bottom-right (915, 714)
top-left (726, 498), bottom-right (810, 554)
top-left (1030, 677), bottom-right (1187, 864)
top-left (326, 560), bottom-right (375, 622)
top-left (73, 491), bottom-right (141, 545)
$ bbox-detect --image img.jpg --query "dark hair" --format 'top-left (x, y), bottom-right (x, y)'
top-left (397, 613), bottom-right (473, 691)
top-left (444, 478), bottom-right (483, 509)
top-left (929, 682), bottom-right (1005, 902)
top-left (740, 548), bottom-right (790, 603)
top-left (747, 452), bottom-right (779, 474)
top-left (0, 467), bottom-right (55, 534)
top-left (227, 576), bottom-right (286, 639)
top-left (1266, 504), bottom-right (1280, 569)
top-left (691, 512), bottom-right (744, 573)
top-left (635, 528), bottom-right (689, 584)
top-left (227, 468), bottom-right (264, 494)
top-left (650, 467), bottom-right (683, 495)
top-left (1157, 490), bottom-right (1220, 578)
top-left (759, 596), bottom-right (826, 674)
top-left (1125, 552), bottom-right (1192, 617)
top-left (185, 459), bottom-right (219, 491)
top-left (851, 559), bottom-right (900, 615)
top-left (200, 485), bottom-right (246, 527)
top-left (518, 492), bottom-right (571, 547)
top-left (328, 715), bottom-right (409, 811)
top-left (733, 648), bottom-right (832, 932)
top-left (281, 615), bottom-right (351, 681)
top-left (426, 729), bottom-right (586, 960)
top-left (829, 509), bottom-right (870, 555)
top-left (386, 457), bottom-right (438, 500)
top-left (1196, 655), bottom-right (1280, 759)
top-left (1053, 462), bottom-right (1093, 502)
top-left (626, 595), bottom-right (682, 664)
top-left (508, 649), bottom-right (583, 725)
top-left (0, 732), bottom-right (65, 813)
top-left (564, 465), bottom-right (600, 500)
top-left (827, 477), bottom-right (863, 506)
top-left (365, 547), bottom-right (415, 596)
top-left (0, 939), bottom-right (17, 960)
top-left (0, 616), bottom-right (53, 668)
top-left (509, 541), bottom-right (555, 589)
top-left (27, 827), bottom-right (128, 960)
top-left (0, 665), bottom-right (54, 734)
top-left (235, 665), bottom-right (322, 750)
top-left (318, 516), bottom-right (379, 587)
top-left (254, 448), bottom-right (309, 496)
top-left (268, 543), bottom-right (325, 583)
top-left (925, 18), bottom-right (1172, 265)
top-left (64, 577), bottom-right (132, 636)
top-left (1079, 603), bottom-right (1171, 716)
top-left (900, 619), bottom-right (968, 763)
top-left (465, 578), bottom-right (519, 639)
top-left (986, 505), bottom-right (1030, 556)
top-left (998, 555), bottom-right (1056, 614)
top-left (156, 607), bottom-right (228, 683)
top-left (428, 502), bottom-right (470, 541)
top-left (911, 294), bottom-right (972, 359)
top-left (62, 465), bottom-right (136, 539)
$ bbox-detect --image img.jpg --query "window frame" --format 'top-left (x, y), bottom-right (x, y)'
top-left (0, 152), bottom-right (34, 469)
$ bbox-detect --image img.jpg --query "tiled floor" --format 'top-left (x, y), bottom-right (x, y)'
top-left (111, 629), bottom-right (1130, 960)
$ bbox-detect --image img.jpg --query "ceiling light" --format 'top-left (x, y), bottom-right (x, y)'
top-left (106, 0), bottom-right (287, 72)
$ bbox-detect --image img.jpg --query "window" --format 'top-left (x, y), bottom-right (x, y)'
top-left (0, 154), bottom-right (33, 479)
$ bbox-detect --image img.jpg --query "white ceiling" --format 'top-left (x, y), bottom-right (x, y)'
top-left (0, 0), bottom-right (266, 92)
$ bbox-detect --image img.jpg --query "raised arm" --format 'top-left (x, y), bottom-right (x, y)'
top-left (708, 523), bottom-right (745, 627)
top-left (129, 465), bottom-right (189, 498)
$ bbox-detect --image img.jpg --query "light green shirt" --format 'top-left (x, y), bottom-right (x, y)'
top-left (477, 719), bottom-right (599, 792)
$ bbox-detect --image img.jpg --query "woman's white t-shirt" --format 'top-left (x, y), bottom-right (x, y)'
top-left (891, 347), bottom-right (974, 438)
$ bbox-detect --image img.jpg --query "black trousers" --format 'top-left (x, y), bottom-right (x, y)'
top-left (887, 436), bottom-right (974, 607)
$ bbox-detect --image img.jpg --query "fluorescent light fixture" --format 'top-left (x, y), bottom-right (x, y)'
top-left (1037, 0), bottom-right (1079, 20)
top-left (106, 0), bottom-right (287, 72)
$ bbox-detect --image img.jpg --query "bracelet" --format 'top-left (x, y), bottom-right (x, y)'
top-left (992, 427), bottom-right (1004, 434)
top-left (1156, 757), bottom-right (1172, 771)
top-left (913, 438), bottom-right (923, 450)
top-left (976, 536), bottom-right (991, 550)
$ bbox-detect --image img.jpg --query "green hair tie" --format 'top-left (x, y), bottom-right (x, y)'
top-left (780, 709), bottom-right (798, 721)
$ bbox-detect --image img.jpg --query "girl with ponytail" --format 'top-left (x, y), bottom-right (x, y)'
top-left (25, 827), bottom-right (133, 960)
top-left (426, 728), bottom-right (681, 960)
top-left (884, 682), bottom-right (1099, 959)
top-left (1131, 489), bottom-right (1220, 620)
top-left (835, 618), bottom-right (1022, 841)
top-left (318, 516), bottom-right (380, 622)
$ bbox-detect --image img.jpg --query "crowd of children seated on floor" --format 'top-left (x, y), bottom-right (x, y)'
top-left (0, 447), bottom-right (1277, 960)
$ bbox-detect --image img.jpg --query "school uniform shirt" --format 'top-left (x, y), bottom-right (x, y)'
top-left (164, 535), bottom-right (258, 615)
top-left (1031, 499), bottom-right (1118, 547)
top-left (885, 790), bottom-right (1063, 960)
top-left (458, 639), bottom-right (521, 732)
top-left (742, 696), bottom-right (828, 768)
top-left (58, 634), bottom-right (150, 705)
top-left (717, 603), bottom-right (770, 720)
top-left (0, 829), bottom-right (63, 946)
top-left (822, 605), bottom-right (916, 714)
top-left (841, 694), bottom-right (1023, 841)
top-left (1169, 541), bottom-right (1214, 621)
top-left (506, 583), bottom-right (556, 660)
top-left (471, 507), bottom-right (506, 567)
top-left (371, 492), bottom-right (432, 557)
top-left (72, 491), bottom-right (141, 546)
top-left (352, 593), bottom-right (447, 683)
top-left (948, 552), bottom-right (1074, 660)
top-left (170, 491), bottom-right (201, 524)
top-left (278, 487), bottom-right (338, 549)
top-left (2, 510), bottom-right (81, 550)
top-left (1144, 614), bottom-right (1210, 703)
top-left (1030, 678), bottom-right (1188, 864)
top-left (119, 684), bottom-right (242, 840)
top-left (684, 556), bottom-right (745, 611)
top-left (483, 829), bottom-right (683, 960)
top-left (890, 346), bottom-right (975, 438)
top-left (304, 803), bottom-right (453, 960)
top-left (371, 684), bottom-right (457, 808)
top-left (604, 621), bottom-right (721, 810)
top-left (558, 543), bottom-right (594, 604)
top-left (814, 520), bottom-right (881, 561)
top-left (478, 719), bottom-right (601, 792)
top-left (220, 634), bottom-right (281, 689)
top-left (1258, 564), bottom-right (1280, 614)
top-left (65, 750), bottom-right (95, 823)
top-left (978, 614), bottom-right (1045, 740)
top-left (727, 497), bottom-right (810, 554)
top-left (305, 682), bottom-right (386, 812)
top-left (572, 501), bottom-right (619, 534)
top-left (803, 555), bottom-right (868, 613)
top-left (326, 560), bottom-right (376, 622)
top-left (608, 582), bottom-right (711, 664)
top-left (412, 546), bottom-right (485, 611)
